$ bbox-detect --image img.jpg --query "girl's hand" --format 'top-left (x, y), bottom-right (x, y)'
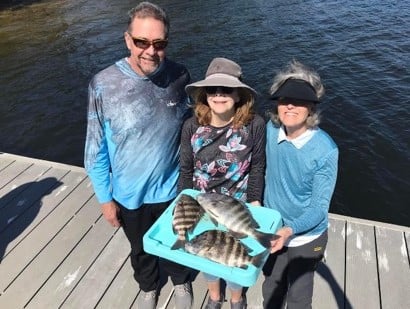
top-left (249, 200), bottom-right (261, 206)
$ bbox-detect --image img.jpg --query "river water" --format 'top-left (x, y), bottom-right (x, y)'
top-left (0, 0), bottom-right (409, 226)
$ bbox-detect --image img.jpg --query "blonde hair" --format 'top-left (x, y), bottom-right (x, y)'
top-left (192, 88), bottom-right (255, 129)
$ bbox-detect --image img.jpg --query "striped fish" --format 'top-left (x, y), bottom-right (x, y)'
top-left (184, 229), bottom-right (267, 269)
top-left (196, 192), bottom-right (279, 248)
top-left (171, 194), bottom-right (204, 250)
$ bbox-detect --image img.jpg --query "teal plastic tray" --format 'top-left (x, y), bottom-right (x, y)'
top-left (143, 189), bottom-right (282, 287)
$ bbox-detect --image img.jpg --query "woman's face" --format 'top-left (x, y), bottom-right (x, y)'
top-left (277, 98), bottom-right (312, 137)
top-left (205, 86), bottom-right (239, 118)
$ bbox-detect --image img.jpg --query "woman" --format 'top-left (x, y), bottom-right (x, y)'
top-left (263, 60), bottom-right (339, 308)
top-left (178, 57), bottom-right (266, 309)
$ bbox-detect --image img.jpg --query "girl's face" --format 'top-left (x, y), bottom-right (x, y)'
top-left (205, 86), bottom-right (239, 119)
top-left (277, 98), bottom-right (312, 138)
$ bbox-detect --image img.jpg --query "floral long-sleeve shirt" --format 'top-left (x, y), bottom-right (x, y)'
top-left (178, 114), bottom-right (266, 203)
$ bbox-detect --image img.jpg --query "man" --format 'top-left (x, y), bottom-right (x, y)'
top-left (84, 2), bottom-right (193, 308)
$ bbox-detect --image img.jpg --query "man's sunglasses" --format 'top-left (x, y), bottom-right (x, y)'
top-left (204, 86), bottom-right (235, 95)
top-left (127, 32), bottom-right (168, 50)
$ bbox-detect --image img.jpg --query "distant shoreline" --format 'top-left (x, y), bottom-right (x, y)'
top-left (0, 0), bottom-right (39, 10)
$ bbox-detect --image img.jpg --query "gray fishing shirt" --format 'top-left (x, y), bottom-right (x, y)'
top-left (84, 58), bottom-right (191, 209)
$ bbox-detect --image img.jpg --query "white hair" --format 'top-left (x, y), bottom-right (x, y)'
top-left (270, 59), bottom-right (325, 99)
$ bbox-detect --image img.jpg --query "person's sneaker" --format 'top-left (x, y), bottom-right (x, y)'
top-left (230, 296), bottom-right (246, 309)
top-left (137, 289), bottom-right (157, 309)
top-left (205, 296), bottom-right (222, 309)
top-left (174, 282), bottom-right (193, 309)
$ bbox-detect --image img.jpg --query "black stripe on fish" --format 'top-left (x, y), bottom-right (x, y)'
top-left (184, 230), bottom-right (269, 269)
top-left (196, 193), bottom-right (278, 248)
top-left (171, 194), bottom-right (203, 250)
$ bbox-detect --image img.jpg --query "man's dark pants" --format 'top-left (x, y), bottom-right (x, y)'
top-left (118, 200), bottom-right (192, 292)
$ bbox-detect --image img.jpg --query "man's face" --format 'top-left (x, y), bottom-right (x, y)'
top-left (125, 17), bottom-right (167, 76)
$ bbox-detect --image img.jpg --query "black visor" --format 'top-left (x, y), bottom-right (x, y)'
top-left (270, 78), bottom-right (319, 103)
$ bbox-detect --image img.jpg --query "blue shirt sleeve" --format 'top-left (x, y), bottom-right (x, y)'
top-left (84, 81), bottom-right (112, 204)
top-left (286, 148), bottom-right (339, 234)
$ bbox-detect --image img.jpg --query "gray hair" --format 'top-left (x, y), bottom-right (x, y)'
top-left (127, 2), bottom-right (170, 37)
top-left (269, 60), bottom-right (324, 128)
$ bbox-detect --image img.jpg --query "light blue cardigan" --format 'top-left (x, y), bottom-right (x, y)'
top-left (264, 121), bottom-right (339, 236)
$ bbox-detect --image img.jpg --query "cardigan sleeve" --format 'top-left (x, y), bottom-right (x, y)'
top-left (287, 147), bottom-right (339, 234)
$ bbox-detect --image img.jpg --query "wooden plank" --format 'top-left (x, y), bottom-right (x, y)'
top-left (98, 256), bottom-right (182, 309)
top-left (154, 282), bottom-right (173, 309)
top-left (0, 161), bottom-right (37, 205)
top-left (60, 228), bottom-right (131, 308)
top-left (26, 213), bottom-right (117, 308)
top-left (313, 217), bottom-right (347, 308)
top-left (0, 196), bottom-right (101, 308)
top-left (245, 272), bottom-right (264, 309)
top-left (190, 272), bottom-right (209, 308)
top-left (0, 170), bottom-right (86, 259)
top-left (0, 156), bottom-right (14, 171)
top-left (0, 160), bottom-right (31, 188)
top-left (375, 226), bottom-right (410, 308)
top-left (0, 152), bottom-right (84, 173)
top-left (406, 232), bottom-right (410, 259)
top-left (96, 256), bottom-right (138, 309)
top-left (345, 222), bottom-right (380, 308)
top-left (0, 178), bottom-right (94, 292)
top-left (0, 167), bottom-right (68, 233)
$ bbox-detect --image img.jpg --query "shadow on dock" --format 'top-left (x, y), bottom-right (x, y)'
top-left (0, 177), bottom-right (63, 262)
top-left (317, 261), bottom-right (353, 309)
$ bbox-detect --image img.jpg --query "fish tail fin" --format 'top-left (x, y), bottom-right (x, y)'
top-left (170, 238), bottom-right (186, 250)
top-left (256, 232), bottom-right (280, 249)
top-left (252, 249), bottom-right (270, 268)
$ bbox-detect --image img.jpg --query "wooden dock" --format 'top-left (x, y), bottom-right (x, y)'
top-left (0, 152), bottom-right (409, 309)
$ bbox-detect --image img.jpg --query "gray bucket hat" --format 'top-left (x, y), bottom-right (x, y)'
top-left (185, 57), bottom-right (256, 96)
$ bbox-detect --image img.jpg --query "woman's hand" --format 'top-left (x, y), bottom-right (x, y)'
top-left (270, 226), bottom-right (293, 253)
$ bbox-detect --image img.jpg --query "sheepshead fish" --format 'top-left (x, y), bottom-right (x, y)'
top-left (184, 229), bottom-right (267, 269)
top-left (196, 192), bottom-right (279, 248)
top-left (171, 194), bottom-right (204, 250)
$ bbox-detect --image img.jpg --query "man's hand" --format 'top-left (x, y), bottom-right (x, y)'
top-left (270, 226), bottom-right (293, 253)
top-left (101, 201), bottom-right (121, 227)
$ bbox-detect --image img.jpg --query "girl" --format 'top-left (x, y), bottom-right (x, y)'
top-left (178, 57), bottom-right (265, 309)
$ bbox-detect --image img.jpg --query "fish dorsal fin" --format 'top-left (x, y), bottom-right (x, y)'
top-left (210, 217), bottom-right (219, 226)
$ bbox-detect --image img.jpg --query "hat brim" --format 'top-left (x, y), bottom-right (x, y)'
top-left (270, 78), bottom-right (319, 103)
top-left (185, 73), bottom-right (257, 96)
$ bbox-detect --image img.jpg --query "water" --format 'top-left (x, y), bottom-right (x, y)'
top-left (0, 0), bottom-right (409, 226)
